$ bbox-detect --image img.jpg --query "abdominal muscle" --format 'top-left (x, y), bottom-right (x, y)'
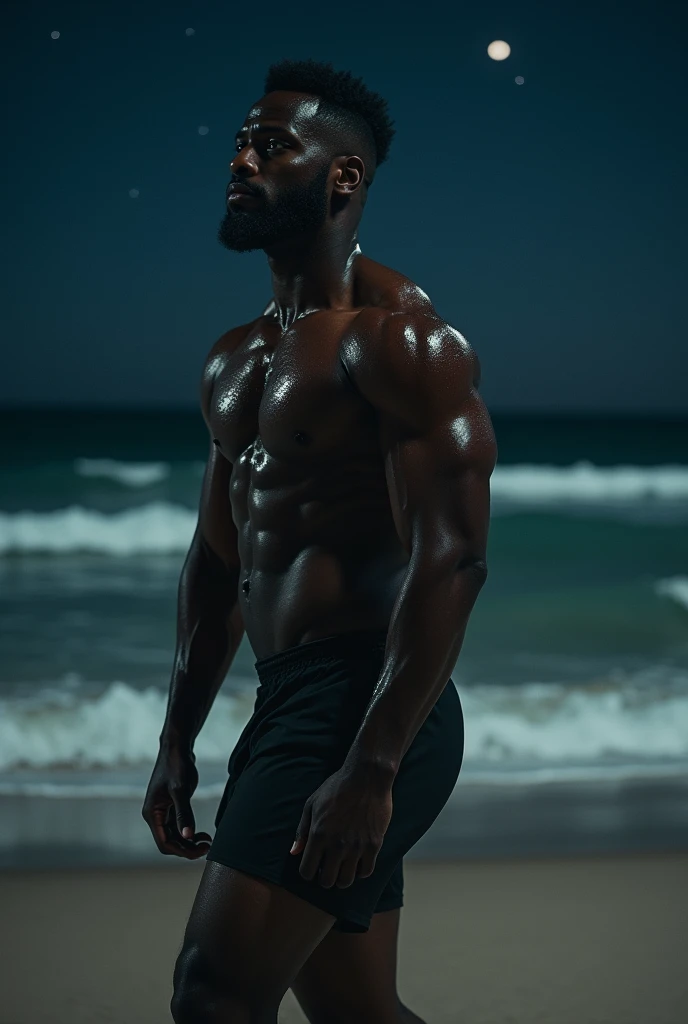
top-left (231, 438), bottom-right (409, 658)
top-left (237, 535), bottom-right (408, 660)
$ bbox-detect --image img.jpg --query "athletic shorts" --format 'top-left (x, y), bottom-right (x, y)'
top-left (206, 627), bottom-right (464, 933)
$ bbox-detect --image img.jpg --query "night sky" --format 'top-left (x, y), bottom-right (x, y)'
top-left (3, 0), bottom-right (686, 412)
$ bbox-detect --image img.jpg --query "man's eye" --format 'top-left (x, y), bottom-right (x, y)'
top-left (234, 139), bottom-right (286, 153)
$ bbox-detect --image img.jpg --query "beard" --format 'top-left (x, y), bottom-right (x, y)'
top-left (217, 160), bottom-right (332, 253)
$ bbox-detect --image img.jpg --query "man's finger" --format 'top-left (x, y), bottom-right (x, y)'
top-left (152, 823), bottom-right (172, 853)
top-left (148, 809), bottom-right (184, 856)
top-left (299, 832), bottom-right (324, 881)
top-left (144, 805), bottom-right (207, 858)
top-left (316, 848), bottom-right (347, 889)
top-left (290, 800), bottom-right (312, 856)
top-left (163, 821), bottom-right (210, 858)
top-left (172, 791), bottom-right (196, 840)
top-left (356, 845), bottom-right (380, 880)
top-left (161, 806), bottom-right (200, 854)
top-left (335, 854), bottom-right (359, 889)
top-left (173, 841), bottom-right (211, 860)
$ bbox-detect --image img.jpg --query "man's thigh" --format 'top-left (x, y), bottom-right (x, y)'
top-left (290, 907), bottom-right (403, 1024)
top-left (173, 860), bottom-right (337, 1015)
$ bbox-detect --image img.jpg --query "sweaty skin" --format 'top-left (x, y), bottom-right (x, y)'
top-left (202, 251), bottom-right (481, 659)
top-left (145, 85), bottom-right (495, 1024)
top-left (144, 88), bottom-right (496, 872)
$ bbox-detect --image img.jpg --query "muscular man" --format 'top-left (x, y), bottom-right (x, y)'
top-left (143, 58), bottom-right (497, 1024)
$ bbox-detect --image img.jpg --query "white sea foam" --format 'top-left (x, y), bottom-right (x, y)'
top-left (464, 678), bottom-right (688, 763)
top-left (0, 681), bottom-right (246, 770)
top-left (0, 502), bottom-right (196, 554)
top-left (74, 458), bottom-right (170, 487)
top-left (2, 462), bottom-right (688, 554)
top-left (1, 672), bottom-right (687, 775)
top-left (491, 461), bottom-right (688, 503)
top-left (654, 576), bottom-right (688, 613)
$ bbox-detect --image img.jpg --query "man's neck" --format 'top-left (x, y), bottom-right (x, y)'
top-left (265, 232), bottom-right (362, 331)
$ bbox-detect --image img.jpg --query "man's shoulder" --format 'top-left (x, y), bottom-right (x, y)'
top-left (345, 303), bottom-right (480, 404)
top-left (350, 303), bottom-right (475, 368)
top-left (349, 256), bottom-right (471, 354)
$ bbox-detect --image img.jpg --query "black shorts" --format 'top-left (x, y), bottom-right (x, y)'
top-left (207, 627), bottom-right (464, 933)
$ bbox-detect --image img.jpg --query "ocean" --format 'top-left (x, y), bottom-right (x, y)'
top-left (1, 409), bottom-right (687, 864)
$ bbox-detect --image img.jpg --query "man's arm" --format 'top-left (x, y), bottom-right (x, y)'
top-left (144, 331), bottom-right (248, 855)
top-left (158, 443), bottom-right (244, 755)
top-left (158, 334), bottom-right (245, 755)
top-left (342, 311), bottom-right (498, 778)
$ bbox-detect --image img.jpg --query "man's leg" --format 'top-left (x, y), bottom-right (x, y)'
top-left (171, 860), bottom-right (337, 1024)
top-left (290, 907), bottom-right (427, 1024)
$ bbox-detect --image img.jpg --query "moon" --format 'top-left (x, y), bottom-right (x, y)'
top-left (487, 40), bottom-right (511, 61)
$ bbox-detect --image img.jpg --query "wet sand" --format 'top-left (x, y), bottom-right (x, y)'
top-left (2, 853), bottom-right (686, 1023)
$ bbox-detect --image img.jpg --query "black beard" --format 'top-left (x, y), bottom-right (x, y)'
top-left (217, 161), bottom-right (332, 253)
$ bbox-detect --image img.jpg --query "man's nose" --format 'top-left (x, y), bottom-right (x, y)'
top-left (230, 146), bottom-right (258, 177)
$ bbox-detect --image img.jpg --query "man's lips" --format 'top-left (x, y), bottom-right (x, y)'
top-left (227, 183), bottom-right (260, 202)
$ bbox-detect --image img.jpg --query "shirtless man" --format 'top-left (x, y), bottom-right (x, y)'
top-left (143, 58), bottom-right (497, 1024)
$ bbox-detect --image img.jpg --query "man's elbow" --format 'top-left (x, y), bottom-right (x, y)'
top-left (456, 555), bottom-right (489, 584)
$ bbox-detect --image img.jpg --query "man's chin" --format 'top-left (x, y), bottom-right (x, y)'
top-left (216, 201), bottom-right (327, 253)
top-left (217, 224), bottom-right (263, 253)
top-left (215, 211), bottom-right (266, 252)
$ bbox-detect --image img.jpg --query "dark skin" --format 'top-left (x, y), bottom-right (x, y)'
top-left (143, 90), bottom-right (497, 1024)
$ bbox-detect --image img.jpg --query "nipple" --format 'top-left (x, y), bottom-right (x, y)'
top-left (212, 438), bottom-right (221, 447)
top-left (293, 431), bottom-right (311, 445)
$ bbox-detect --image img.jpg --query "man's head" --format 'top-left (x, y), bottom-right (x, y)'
top-left (217, 59), bottom-right (395, 253)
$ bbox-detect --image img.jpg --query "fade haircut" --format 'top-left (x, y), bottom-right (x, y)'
top-left (263, 58), bottom-right (395, 186)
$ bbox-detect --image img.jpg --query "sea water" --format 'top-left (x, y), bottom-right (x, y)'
top-left (1, 409), bottom-right (687, 803)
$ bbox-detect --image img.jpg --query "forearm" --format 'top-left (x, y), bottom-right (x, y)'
top-left (343, 555), bottom-right (487, 778)
top-left (160, 532), bottom-right (243, 753)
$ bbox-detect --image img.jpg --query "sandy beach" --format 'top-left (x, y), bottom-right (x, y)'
top-left (2, 852), bottom-right (686, 1024)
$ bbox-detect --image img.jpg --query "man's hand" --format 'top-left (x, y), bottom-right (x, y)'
top-left (142, 746), bottom-right (213, 859)
top-left (290, 764), bottom-right (394, 888)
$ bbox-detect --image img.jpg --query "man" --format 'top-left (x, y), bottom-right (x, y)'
top-left (143, 58), bottom-right (497, 1024)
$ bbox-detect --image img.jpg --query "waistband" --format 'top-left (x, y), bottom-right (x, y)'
top-left (254, 627), bottom-right (389, 678)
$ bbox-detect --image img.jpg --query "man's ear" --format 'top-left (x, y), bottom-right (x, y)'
top-left (332, 155), bottom-right (365, 195)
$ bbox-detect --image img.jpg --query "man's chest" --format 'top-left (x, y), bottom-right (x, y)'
top-left (208, 311), bottom-right (375, 466)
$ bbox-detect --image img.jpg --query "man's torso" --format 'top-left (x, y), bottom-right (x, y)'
top-left (206, 256), bottom-right (456, 659)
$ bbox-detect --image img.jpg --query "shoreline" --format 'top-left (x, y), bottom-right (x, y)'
top-left (2, 773), bottom-right (687, 869)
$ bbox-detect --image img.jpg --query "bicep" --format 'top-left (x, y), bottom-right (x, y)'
top-left (196, 340), bottom-right (241, 576)
top-left (382, 390), bottom-right (496, 568)
top-left (370, 316), bottom-right (497, 568)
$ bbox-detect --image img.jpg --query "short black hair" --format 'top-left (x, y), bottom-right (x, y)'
top-left (263, 58), bottom-right (395, 182)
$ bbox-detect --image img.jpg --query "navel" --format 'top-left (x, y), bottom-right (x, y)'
top-left (293, 431), bottom-right (311, 445)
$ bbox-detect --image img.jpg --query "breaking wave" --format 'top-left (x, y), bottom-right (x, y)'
top-left (2, 669), bottom-right (687, 776)
top-left (2, 462), bottom-right (688, 554)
